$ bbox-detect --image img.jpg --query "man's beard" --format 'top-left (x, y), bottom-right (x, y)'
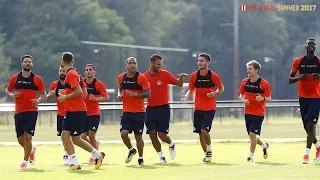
top-left (59, 75), bottom-right (66, 80)
top-left (23, 67), bottom-right (31, 71)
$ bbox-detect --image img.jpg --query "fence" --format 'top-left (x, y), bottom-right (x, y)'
top-left (0, 99), bottom-right (301, 127)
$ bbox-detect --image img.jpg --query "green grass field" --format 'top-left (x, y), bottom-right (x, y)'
top-left (0, 117), bottom-right (313, 142)
top-left (1, 143), bottom-right (320, 180)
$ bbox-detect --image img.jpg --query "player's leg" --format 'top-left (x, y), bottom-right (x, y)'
top-left (200, 110), bottom-right (215, 162)
top-left (15, 113), bottom-right (28, 169)
top-left (157, 104), bottom-right (176, 160)
top-left (62, 112), bottom-right (79, 170)
top-left (299, 97), bottom-right (312, 163)
top-left (23, 111), bottom-right (38, 166)
top-left (146, 106), bottom-right (165, 162)
top-left (57, 115), bottom-right (68, 165)
top-left (248, 115), bottom-right (265, 161)
top-left (87, 115), bottom-right (100, 164)
top-left (244, 114), bottom-right (254, 162)
top-left (70, 112), bottom-right (104, 169)
top-left (193, 111), bottom-right (206, 153)
top-left (133, 112), bottom-right (145, 166)
top-left (257, 137), bottom-right (269, 159)
top-left (120, 112), bottom-right (137, 163)
top-left (306, 98), bottom-right (320, 163)
top-left (80, 116), bottom-right (90, 143)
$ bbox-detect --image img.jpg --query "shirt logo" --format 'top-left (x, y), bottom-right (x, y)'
top-left (157, 80), bottom-right (162, 85)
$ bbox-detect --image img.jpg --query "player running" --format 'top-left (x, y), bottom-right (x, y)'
top-left (238, 60), bottom-right (271, 162)
top-left (181, 53), bottom-right (224, 162)
top-left (5, 55), bottom-right (46, 169)
top-left (288, 37), bottom-right (320, 164)
top-left (118, 57), bottom-right (150, 166)
top-left (144, 54), bottom-right (188, 163)
top-left (81, 64), bottom-right (109, 164)
top-left (58, 52), bottom-right (105, 170)
top-left (46, 65), bottom-right (69, 165)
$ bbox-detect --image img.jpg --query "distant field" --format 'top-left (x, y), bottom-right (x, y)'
top-left (0, 117), bottom-right (314, 142)
top-left (1, 143), bottom-right (320, 180)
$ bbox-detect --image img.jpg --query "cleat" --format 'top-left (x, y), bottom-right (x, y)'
top-left (138, 158), bottom-right (144, 166)
top-left (125, 148), bottom-right (137, 163)
top-left (314, 147), bottom-right (320, 163)
top-left (94, 152), bottom-right (105, 169)
top-left (96, 141), bottom-right (100, 151)
top-left (263, 143), bottom-right (269, 159)
top-left (159, 157), bottom-right (167, 164)
top-left (19, 162), bottom-right (27, 170)
top-left (303, 155), bottom-right (309, 164)
top-left (29, 147), bottom-right (36, 165)
top-left (203, 151), bottom-right (212, 162)
top-left (68, 164), bottom-right (81, 170)
top-left (247, 157), bottom-right (253, 162)
top-left (63, 155), bottom-right (69, 166)
top-left (169, 144), bottom-right (176, 160)
top-left (89, 158), bottom-right (95, 164)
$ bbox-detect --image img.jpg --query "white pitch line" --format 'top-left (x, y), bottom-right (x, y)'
top-left (0, 138), bottom-right (306, 146)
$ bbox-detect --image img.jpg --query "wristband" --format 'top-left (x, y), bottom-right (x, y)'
top-left (263, 97), bottom-right (265, 101)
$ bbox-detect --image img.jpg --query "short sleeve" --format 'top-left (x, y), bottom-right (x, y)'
top-left (96, 81), bottom-right (108, 96)
top-left (66, 71), bottom-right (80, 88)
top-left (7, 74), bottom-right (18, 91)
top-left (118, 74), bottom-right (124, 88)
top-left (238, 79), bottom-right (247, 95)
top-left (188, 73), bottom-right (196, 91)
top-left (291, 58), bottom-right (302, 73)
top-left (138, 74), bottom-right (150, 91)
top-left (49, 81), bottom-right (58, 91)
top-left (211, 72), bottom-right (223, 88)
top-left (262, 80), bottom-right (272, 97)
top-left (35, 75), bottom-right (46, 93)
top-left (165, 71), bottom-right (178, 85)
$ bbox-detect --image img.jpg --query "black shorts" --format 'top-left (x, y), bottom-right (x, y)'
top-left (14, 111), bottom-right (38, 138)
top-left (83, 115), bottom-right (100, 133)
top-left (63, 111), bottom-right (87, 136)
top-left (145, 104), bottom-right (170, 134)
top-left (56, 115), bottom-right (65, 136)
top-left (120, 112), bottom-right (145, 134)
top-left (245, 114), bottom-right (264, 135)
top-left (193, 110), bottom-right (216, 133)
top-left (299, 97), bottom-right (320, 131)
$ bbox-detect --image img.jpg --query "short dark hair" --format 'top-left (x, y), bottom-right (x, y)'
top-left (21, 55), bottom-right (33, 62)
top-left (86, 64), bottom-right (96, 71)
top-left (198, 53), bottom-right (211, 61)
top-left (150, 54), bottom-right (162, 62)
top-left (62, 52), bottom-right (74, 64)
top-left (246, 60), bottom-right (261, 72)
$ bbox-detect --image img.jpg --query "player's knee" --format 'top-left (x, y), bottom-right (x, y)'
top-left (200, 129), bottom-right (209, 135)
top-left (80, 133), bottom-right (87, 139)
top-left (149, 130), bottom-right (157, 138)
top-left (23, 133), bottom-right (32, 142)
top-left (307, 122), bottom-right (315, 133)
top-left (120, 130), bottom-right (129, 138)
top-left (249, 132), bottom-right (257, 139)
top-left (71, 136), bottom-right (81, 146)
top-left (158, 132), bottom-right (167, 141)
top-left (88, 131), bottom-right (96, 139)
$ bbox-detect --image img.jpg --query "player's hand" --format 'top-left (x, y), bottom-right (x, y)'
top-left (31, 99), bottom-right (40, 106)
top-left (299, 74), bottom-right (308, 80)
top-left (58, 89), bottom-right (66, 96)
top-left (177, 73), bottom-right (188, 77)
top-left (206, 89), bottom-right (216, 98)
top-left (256, 94), bottom-right (265, 102)
top-left (117, 92), bottom-right (124, 101)
top-left (180, 95), bottom-right (188, 101)
top-left (57, 94), bottom-right (67, 103)
top-left (126, 90), bottom-right (137, 97)
top-left (10, 91), bottom-right (21, 98)
top-left (312, 73), bottom-right (320, 80)
top-left (89, 94), bottom-right (97, 101)
top-left (242, 99), bottom-right (250, 106)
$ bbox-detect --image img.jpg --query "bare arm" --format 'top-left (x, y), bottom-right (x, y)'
top-left (264, 96), bottom-right (271, 103)
top-left (5, 89), bottom-right (15, 99)
top-left (65, 85), bottom-right (82, 100)
top-left (288, 71), bottom-right (307, 84)
top-left (46, 89), bottom-right (56, 101)
top-left (37, 91), bottom-right (47, 103)
top-left (136, 89), bottom-right (151, 98)
top-left (215, 85), bottom-right (224, 96)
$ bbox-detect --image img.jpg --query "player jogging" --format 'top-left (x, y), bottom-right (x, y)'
top-left (238, 60), bottom-right (271, 162)
top-left (181, 53), bottom-right (224, 162)
top-left (58, 52), bottom-right (105, 170)
top-left (288, 37), bottom-right (320, 164)
top-left (5, 55), bottom-right (46, 169)
top-left (46, 65), bottom-right (69, 165)
top-left (81, 64), bottom-right (109, 164)
top-left (144, 54), bottom-right (188, 163)
top-left (118, 57), bottom-right (150, 166)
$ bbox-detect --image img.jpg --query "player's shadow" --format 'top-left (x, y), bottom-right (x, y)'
top-left (202, 162), bottom-right (239, 166)
top-left (69, 169), bottom-right (97, 174)
top-left (82, 163), bottom-right (117, 166)
top-left (17, 168), bottom-right (48, 173)
top-left (126, 165), bottom-right (159, 169)
top-left (154, 163), bottom-right (183, 167)
top-left (255, 162), bottom-right (288, 166)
